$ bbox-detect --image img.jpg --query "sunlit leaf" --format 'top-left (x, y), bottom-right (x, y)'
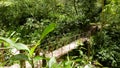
top-left (0, 37), bottom-right (15, 46)
top-left (64, 62), bottom-right (72, 68)
top-left (0, 1), bottom-right (13, 6)
top-left (15, 43), bottom-right (30, 52)
top-left (48, 57), bottom-right (57, 68)
top-left (29, 45), bottom-right (37, 57)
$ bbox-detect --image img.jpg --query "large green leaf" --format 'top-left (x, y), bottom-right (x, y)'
top-left (33, 56), bottom-right (44, 62)
top-left (40, 23), bottom-right (56, 41)
top-left (29, 23), bottom-right (56, 57)
top-left (36, 23), bottom-right (56, 45)
top-left (10, 54), bottom-right (29, 61)
top-left (0, 37), bottom-right (30, 52)
top-left (0, 37), bottom-right (15, 46)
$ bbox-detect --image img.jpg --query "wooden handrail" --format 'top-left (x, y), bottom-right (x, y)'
top-left (45, 37), bottom-right (89, 58)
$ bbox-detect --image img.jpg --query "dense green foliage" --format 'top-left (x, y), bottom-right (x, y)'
top-left (0, 0), bottom-right (101, 44)
top-left (0, 0), bottom-right (120, 68)
top-left (93, 0), bottom-right (120, 67)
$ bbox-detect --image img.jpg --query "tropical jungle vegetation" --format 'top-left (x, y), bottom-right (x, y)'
top-left (0, 0), bottom-right (120, 68)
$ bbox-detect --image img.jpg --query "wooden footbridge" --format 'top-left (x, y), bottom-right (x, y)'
top-left (0, 24), bottom-right (101, 68)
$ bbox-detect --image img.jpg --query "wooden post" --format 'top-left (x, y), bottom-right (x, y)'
top-left (20, 50), bottom-right (26, 68)
top-left (0, 42), bottom-right (5, 64)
